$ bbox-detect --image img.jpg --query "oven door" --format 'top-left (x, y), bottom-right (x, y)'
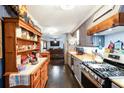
top-left (81, 67), bottom-right (111, 88)
top-left (81, 71), bottom-right (101, 88)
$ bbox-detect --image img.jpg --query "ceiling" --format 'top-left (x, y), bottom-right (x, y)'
top-left (27, 5), bottom-right (99, 39)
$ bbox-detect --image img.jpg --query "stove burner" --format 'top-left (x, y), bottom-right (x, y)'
top-left (92, 64), bottom-right (119, 72)
top-left (82, 62), bottom-right (124, 78)
top-left (103, 71), bottom-right (124, 77)
top-left (82, 61), bottom-right (99, 66)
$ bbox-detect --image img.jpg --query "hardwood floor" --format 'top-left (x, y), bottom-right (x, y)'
top-left (46, 64), bottom-right (81, 88)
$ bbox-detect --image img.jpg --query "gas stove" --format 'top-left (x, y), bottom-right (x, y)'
top-left (81, 54), bottom-right (124, 88)
top-left (103, 70), bottom-right (124, 77)
top-left (81, 62), bottom-right (111, 87)
top-left (81, 61), bottom-right (124, 88)
top-left (85, 63), bottom-right (124, 78)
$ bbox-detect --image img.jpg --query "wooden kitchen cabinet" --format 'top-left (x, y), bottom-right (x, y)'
top-left (4, 60), bottom-right (49, 88)
top-left (30, 61), bottom-right (49, 88)
top-left (31, 68), bottom-right (41, 88)
top-left (4, 18), bottom-right (49, 88)
top-left (40, 61), bottom-right (49, 88)
top-left (4, 17), bottom-right (42, 73)
top-left (41, 51), bottom-right (50, 63)
top-left (87, 13), bottom-right (124, 36)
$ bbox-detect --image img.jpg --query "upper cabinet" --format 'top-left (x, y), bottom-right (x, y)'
top-left (87, 5), bottom-right (124, 36)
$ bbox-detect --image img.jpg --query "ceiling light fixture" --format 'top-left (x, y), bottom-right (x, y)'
top-left (60, 5), bottom-right (75, 10)
top-left (54, 38), bottom-right (57, 43)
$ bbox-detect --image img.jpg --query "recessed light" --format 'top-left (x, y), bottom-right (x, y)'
top-left (108, 28), bottom-right (112, 31)
top-left (94, 33), bottom-right (98, 35)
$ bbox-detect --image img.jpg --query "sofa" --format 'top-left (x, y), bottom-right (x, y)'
top-left (48, 48), bottom-right (64, 65)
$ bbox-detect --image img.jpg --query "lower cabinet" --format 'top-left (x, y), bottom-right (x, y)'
top-left (31, 61), bottom-right (49, 88)
top-left (73, 58), bottom-right (82, 84)
top-left (67, 53), bottom-right (72, 68)
top-left (4, 61), bottom-right (49, 88)
top-left (31, 68), bottom-right (41, 88)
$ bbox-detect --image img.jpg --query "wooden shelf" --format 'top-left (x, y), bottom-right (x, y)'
top-left (87, 13), bottom-right (124, 36)
top-left (4, 17), bottom-right (49, 88)
top-left (17, 48), bottom-right (40, 54)
top-left (17, 37), bottom-right (39, 43)
top-left (4, 17), bottom-right (42, 36)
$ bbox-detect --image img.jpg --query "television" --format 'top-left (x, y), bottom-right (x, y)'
top-left (50, 41), bottom-right (60, 46)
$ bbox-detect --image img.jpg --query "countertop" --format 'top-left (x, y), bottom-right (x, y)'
top-left (110, 77), bottom-right (124, 88)
top-left (41, 51), bottom-right (50, 54)
top-left (5, 57), bottom-right (48, 76)
top-left (68, 51), bottom-right (95, 62)
top-left (19, 57), bottom-right (48, 75)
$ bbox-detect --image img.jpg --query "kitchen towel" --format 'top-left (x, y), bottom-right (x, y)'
top-left (9, 73), bottom-right (30, 87)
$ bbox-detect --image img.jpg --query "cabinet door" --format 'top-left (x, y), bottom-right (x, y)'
top-left (40, 62), bottom-right (49, 88)
top-left (44, 62), bottom-right (48, 81)
top-left (73, 61), bottom-right (76, 75)
top-left (31, 68), bottom-right (41, 88)
top-left (41, 67), bottom-right (45, 88)
top-left (77, 61), bottom-right (82, 83)
top-left (73, 58), bottom-right (77, 75)
top-left (68, 53), bottom-right (71, 68)
top-left (74, 59), bottom-right (82, 83)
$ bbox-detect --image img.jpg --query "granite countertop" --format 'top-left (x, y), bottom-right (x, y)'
top-left (68, 51), bottom-right (95, 62)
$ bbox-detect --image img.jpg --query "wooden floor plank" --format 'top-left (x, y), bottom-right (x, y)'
top-left (46, 64), bottom-right (81, 88)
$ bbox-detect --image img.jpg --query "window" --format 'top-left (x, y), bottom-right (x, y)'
top-left (76, 29), bottom-right (79, 45)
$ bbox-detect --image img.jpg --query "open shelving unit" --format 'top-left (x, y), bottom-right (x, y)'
top-left (4, 17), bottom-right (49, 88)
top-left (17, 37), bottom-right (39, 43)
top-left (4, 17), bottom-right (42, 73)
top-left (17, 48), bottom-right (39, 55)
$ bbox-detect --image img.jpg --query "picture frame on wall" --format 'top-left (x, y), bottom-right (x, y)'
top-left (0, 18), bottom-right (2, 58)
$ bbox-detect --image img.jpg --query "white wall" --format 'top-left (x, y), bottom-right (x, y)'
top-left (105, 31), bottom-right (124, 48)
